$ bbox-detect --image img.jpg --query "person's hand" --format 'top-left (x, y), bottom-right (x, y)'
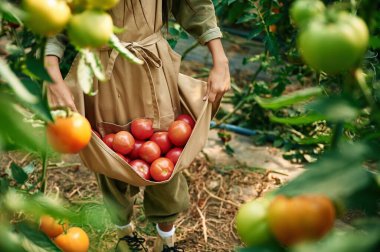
top-left (204, 59), bottom-right (230, 103)
top-left (45, 55), bottom-right (77, 111)
top-left (204, 38), bottom-right (231, 103)
top-left (48, 81), bottom-right (77, 111)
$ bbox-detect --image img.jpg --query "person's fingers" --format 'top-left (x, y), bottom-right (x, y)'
top-left (208, 87), bottom-right (218, 103)
top-left (203, 80), bottom-right (211, 101)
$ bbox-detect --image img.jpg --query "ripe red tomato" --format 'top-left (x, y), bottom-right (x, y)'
top-left (102, 133), bottom-right (115, 149)
top-left (150, 157), bottom-right (174, 182)
top-left (176, 114), bottom-right (195, 129)
top-left (112, 131), bottom-right (135, 155)
top-left (129, 139), bottom-right (144, 160)
top-left (131, 118), bottom-right (154, 140)
top-left (165, 147), bottom-right (183, 165)
top-left (92, 130), bottom-right (101, 138)
top-left (268, 195), bottom-right (336, 246)
top-left (116, 153), bottom-right (131, 163)
top-left (54, 227), bottom-right (89, 252)
top-left (47, 112), bottom-right (91, 154)
top-left (139, 141), bottom-right (161, 163)
top-left (168, 121), bottom-right (192, 147)
top-left (129, 159), bottom-right (151, 180)
top-left (150, 132), bottom-right (172, 154)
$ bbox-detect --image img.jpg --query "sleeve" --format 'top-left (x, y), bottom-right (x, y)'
top-left (171, 0), bottom-right (223, 45)
top-left (45, 34), bottom-right (67, 60)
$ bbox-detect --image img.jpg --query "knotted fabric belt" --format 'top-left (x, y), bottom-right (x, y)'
top-left (100, 31), bottom-right (164, 128)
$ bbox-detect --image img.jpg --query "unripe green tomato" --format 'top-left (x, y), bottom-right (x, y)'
top-left (67, 10), bottom-right (114, 48)
top-left (290, 0), bottom-right (325, 27)
top-left (298, 12), bottom-right (369, 74)
top-left (235, 198), bottom-right (273, 246)
top-left (87, 0), bottom-right (120, 10)
top-left (22, 0), bottom-right (71, 36)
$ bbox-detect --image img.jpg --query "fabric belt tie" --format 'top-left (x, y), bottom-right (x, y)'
top-left (100, 31), bottom-right (163, 129)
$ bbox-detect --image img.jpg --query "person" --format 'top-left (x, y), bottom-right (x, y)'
top-left (45, 0), bottom-right (230, 251)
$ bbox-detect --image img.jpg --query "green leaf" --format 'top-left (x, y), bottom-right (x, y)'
top-left (10, 163), bottom-right (28, 184)
top-left (254, 87), bottom-right (323, 110)
top-left (0, 58), bottom-right (37, 103)
top-left (25, 56), bottom-right (52, 82)
top-left (236, 13), bottom-right (257, 24)
top-left (77, 54), bottom-right (95, 95)
top-left (307, 97), bottom-right (359, 122)
top-left (292, 219), bottom-right (380, 252)
top-left (294, 135), bottom-right (331, 145)
top-left (16, 222), bottom-right (61, 252)
top-left (0, 94), bottom-right (46, 152)
top-left (0, 225), bottom-right (26, 252)
top-left (270, 113), bottom-right (326, 125)
top-left (274, 143), bottom-right (377, 202)
top-left (0, 1), bottom-right (24, 25)
top-left (108, 34), bottom-right (143, 65)
top-left (82, 49), bottom-right (106, 82)
top-left (248, 26), bottom-right (263, 39)
top-left (266, 14), bottom-right (282, 25)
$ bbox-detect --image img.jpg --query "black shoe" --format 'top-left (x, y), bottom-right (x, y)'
top-left (162, 244), bottom-right (184, 252)
top-left (116, 232), bottom-right (148, 252)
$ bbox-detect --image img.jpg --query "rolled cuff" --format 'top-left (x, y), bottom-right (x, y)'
top-left (45, 36), bottom-right (66, 60)
top-left (198, 27), bottom-right (223, 45)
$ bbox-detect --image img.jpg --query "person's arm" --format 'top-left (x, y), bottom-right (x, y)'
top-left (44, 35), bottom-right (76, 111)
top-left (171, 0), bottom-right (230, 103)
top-left (45, 55), bottom-right (77, 111)
top-left (204, 38), bottom-right (230, 102)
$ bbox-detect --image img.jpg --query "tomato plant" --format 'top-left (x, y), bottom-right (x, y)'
top-left (150, 132), bottom-right (172, 154)
top-left (139, 141), bottom-right (161, 163)
top-left (112, 131), bottom-right (135, 155)
top-left (176, 114), bottom-right (196, 129)
top-left (165, 147), bottom-right (183, 165)
top-left (47, 112), bottom-right (92, 154)
top-left (54, 227), bottom-right (89, 252)
top-left (131, 118), bottom-right (154, 140)
top-left (168, 121), bottom-right (192, 147)
top-left (150, 157), bottom-right (174, 182)
top-left (129, 159), bottom-right (151, 180)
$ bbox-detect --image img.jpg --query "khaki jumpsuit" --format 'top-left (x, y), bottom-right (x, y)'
top-left (46, 0), bottom-right (222, 225)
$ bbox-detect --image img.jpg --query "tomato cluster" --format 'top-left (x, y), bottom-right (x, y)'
top-left (39, 215), bottom-right (89, 252)
top-left (95, 114), bottom-right (195, 182)
top-left (236, 194), bottom-right (336, 248)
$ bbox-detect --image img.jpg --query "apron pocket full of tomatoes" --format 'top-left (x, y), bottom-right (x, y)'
top-left (79, 74), bottom-right (220, 186)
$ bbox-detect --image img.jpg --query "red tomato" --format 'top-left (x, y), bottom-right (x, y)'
top-left (131, 118), bottom-right (154, 140)
top-left (116, 153), bottom-right (131, 163)
top-left (165, 147), bottom-right (183, 165)
top-left (150, 132), bottom-right (172, 154)
top-left (129, 159), bottom-right (151, 180)
top-left (129, 140), bottom-right (144, 160)
top-left (150, 157), bottom-right (174, 182)
top-left (112, 131), bottom-right (135, 155)
top-left (139, 141), bottom-right (161, 163)
top-left (176, 114), bottom-right (195, 129)
top-left (92, 130), bottom-right (101, 138)
top-left (168, 121), bottom-right (192, 147)
top-left (102, 133), bottom-right (115, 149)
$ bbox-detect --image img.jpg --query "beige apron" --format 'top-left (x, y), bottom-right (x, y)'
top-left (64, 0), bottom-right (219, 186)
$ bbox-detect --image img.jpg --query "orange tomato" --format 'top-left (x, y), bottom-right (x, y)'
top-left (39, 215), bottom-right (67, 238)
top-left (268, 195), bottom-right (335, 246)
top-left (47, 112), bottom-right (91, 154)
top-left (54, 227), bottom-right (89, 252)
